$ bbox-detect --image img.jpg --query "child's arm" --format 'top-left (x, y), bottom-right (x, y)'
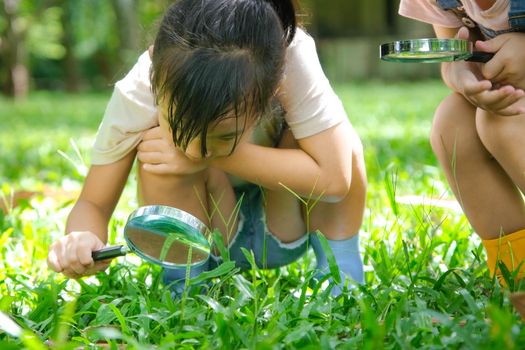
top-left (138, 120), bottom-right (357, 203)
top-left (47, 151), bottom-right (135, 279)
top-left (210, 120), bottom-right (356, 202)
top-left (434, 25), bottom-right (524, 116)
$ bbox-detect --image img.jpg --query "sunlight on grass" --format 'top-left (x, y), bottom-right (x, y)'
top-left (1, 83), bottom-right (524, 348)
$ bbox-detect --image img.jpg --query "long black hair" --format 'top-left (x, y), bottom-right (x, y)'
top-left (150, 0), bottom-right (298, 157)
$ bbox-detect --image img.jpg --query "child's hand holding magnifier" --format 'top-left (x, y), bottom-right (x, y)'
top-left (47, 231), bottom-right (110, 279)
top-left (477, 32), bottom-right (525, 92)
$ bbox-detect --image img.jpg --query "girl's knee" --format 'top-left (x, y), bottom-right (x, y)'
top-left (476, 110), bottom-right (523, 154)
top-left (137, 164), bottom-right (206, 206)
top-left (430, 93), bottom-right (477, 159)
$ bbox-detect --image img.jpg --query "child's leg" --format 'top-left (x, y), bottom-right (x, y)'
top-left (138, 164), bottom-right (239, 242)
top-left (430, 92), bottom-right (525, 239)
top-left (475, 105), bottom-right (525, 280)
top-left (475, 106), bottom-right (525, 205)
top-left (307, 128), bottom-right (367, 294)
top-left (263, 127), bottom-right (316, 243)
top-left (430, 92), bottom-right (525, 280)
top-left (265, 127), bottom-right (367, 295)
top-left (137, 163), bottom-right (239, 292)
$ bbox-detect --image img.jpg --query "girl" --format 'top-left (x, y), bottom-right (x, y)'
top-left (399, 0), bottom-right (525, 283)
top-left (47, 0), bottom-right (367, 296)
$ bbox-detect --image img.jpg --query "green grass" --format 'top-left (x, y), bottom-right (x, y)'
top-left (1, 82), bottom-right (524, 349)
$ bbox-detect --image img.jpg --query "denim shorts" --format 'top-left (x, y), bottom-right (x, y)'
top-left (163, 184), bottom-right (310, 285)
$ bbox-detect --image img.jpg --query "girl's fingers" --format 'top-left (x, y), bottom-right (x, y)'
top-left (62, 269), bottom-right (81, 279)
top-left (473, 88), bottom-right (525, 116)
top-left (142, 163), bottom-right (172, 175)
top-left (479, 88), bottom-right (516, 107)
top-left (94, 261), bottom-right (111, 271)
top-left (48, 233), bottom-right (109, 278)
top-left (481, 57), bottom-right (505, 81)
top-left (77, 244), bottom-right (95, 267)
top-left (47, 249), bottom-right (63, 272)
top-left (499, 96), bottom-right (525, 116)
top-left (142, 126), bottom-right (163, 140)
top-left (137, 151), bottom-right (164, 164)
top-left (493, 92), bottom-right (524, 113)
top-left (66, 249), bottom-right (88, 275)
top-left (137, 139), bottom-right (166, 152)
top-left (63, 239), bottom-right (88, 275)
top-left (477, 87), bottom-right (522, 114)
top-left (463, 79), bottom-right (492, 96)
top-left (496, 105), bottom-right (525, 116)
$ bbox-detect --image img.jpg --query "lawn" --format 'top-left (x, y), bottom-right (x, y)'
top-left (1, 81), bottom-right (523, 349)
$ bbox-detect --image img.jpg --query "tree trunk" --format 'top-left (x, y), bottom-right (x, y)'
top-left (60, 0), bottom-right (82, 92)
top-left (111, 0), bottom-right (140, 68)
top-left (1, 0), bottom-right (29, 99)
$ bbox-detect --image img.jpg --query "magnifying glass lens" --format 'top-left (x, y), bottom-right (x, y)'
top-left (92, 205), bottom-right (212, 268)
top-left (125, 212), bottom-right (211, 266)
top-left (379, 38), bottom-right (492, 63)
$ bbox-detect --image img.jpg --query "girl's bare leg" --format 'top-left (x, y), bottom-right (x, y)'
top-left (264, 126), bottom-right (367, 293)
top-left (430, 92), bottom-right (525, 239)
top-left (137, 163), bottom-right (238, 245)
top-left (476, 107), bottom-right (525, 198)
top-left (264, 126), bottom-right (366, 241)
top-left (308, 125), bottom-right (367, 240)
top-left (263, 129), bottom-right (309, 242)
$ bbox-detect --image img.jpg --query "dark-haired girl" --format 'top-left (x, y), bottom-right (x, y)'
top-left (47, 0), bottom-right (367, 296)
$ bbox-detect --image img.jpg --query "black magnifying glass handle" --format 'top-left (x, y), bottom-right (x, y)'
top-left (466, 51), bottom-right (494, 63)
top-left (92, 245), bottom-right (128, 261)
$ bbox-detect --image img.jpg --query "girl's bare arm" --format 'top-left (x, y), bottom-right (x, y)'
top-left (66, 150), bottom-right (136, 239)
top-left (212, 120), bottom-right (357, 202)
top-left (48, 150), bottom-right (135, 278)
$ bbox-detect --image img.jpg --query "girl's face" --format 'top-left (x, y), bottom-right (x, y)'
top-left (159, 107), bottom-right (253, 161)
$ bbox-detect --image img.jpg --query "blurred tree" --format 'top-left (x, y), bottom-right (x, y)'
top-left (58, 0), bottom-right (81, 91)
top-left (300, 0), bottom-right (418, 37)
top-left (138, 0), bottom-right (171, 45)
top-left (1, 0), bottom-right (29, 99)
top-left (3, 0), bottom-right (427, 93)
top-left (111, 0), bottom-right (140, 68)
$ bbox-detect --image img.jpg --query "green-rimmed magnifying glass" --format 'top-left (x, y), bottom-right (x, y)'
top-left (380, 38), bottom-right (494, 63)
top-left (92, 205), bottom-right (210, 268)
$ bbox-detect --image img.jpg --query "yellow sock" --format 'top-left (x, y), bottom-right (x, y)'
top-left (482, 229), bottom-right (525, 283)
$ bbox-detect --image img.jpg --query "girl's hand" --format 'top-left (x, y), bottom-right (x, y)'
top-left (446, 28), bottom-right (525, 116)
top-left (47, 231), bottom-right (110, 279)
top-left (477, 32), bottom-right (525, 91)
top-left (458, 70), bottom-right (525, 116)
top-left (137, 126), bottom-right (208, 175)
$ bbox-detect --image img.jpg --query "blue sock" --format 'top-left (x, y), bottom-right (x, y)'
top-left (309, 233), bottom-right (364, 296)
top-left (162, 259), bottom-right (211, 297)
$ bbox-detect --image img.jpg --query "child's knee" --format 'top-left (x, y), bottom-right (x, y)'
top-left (475, 109), bottom-right (524, 155)
top-left (137, 163), bottom-right (206, 204)
top-left (430, 93), bottom-right (477, 158)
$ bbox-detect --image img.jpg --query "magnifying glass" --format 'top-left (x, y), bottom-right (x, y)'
top-left (91, 205), bottom-right (211, 268)
top-left (380, 38), bottom-right (494, 63)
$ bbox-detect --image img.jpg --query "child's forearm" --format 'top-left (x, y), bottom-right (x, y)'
top-left (212, 141), bottom-right (352, 202)
top-left (65, 200), bottom-right (111, 243)
top-left (64, 152), bottom-right (136, 242)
